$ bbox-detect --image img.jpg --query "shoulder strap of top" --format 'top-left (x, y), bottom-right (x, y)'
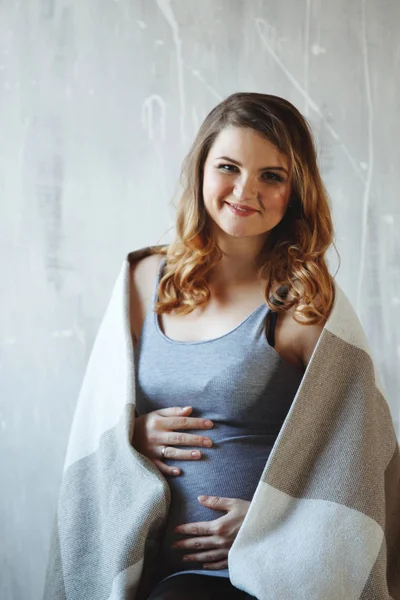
top-left (266, 310), bottom-right (277, 347)
top-left (266, 284), bottom-right (290, 347)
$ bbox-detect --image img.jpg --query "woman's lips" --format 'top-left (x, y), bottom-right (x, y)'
top-left (225, 202), bottom-right (258, 216)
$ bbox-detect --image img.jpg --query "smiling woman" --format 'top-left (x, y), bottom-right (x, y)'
top-left (129, 93), bottom-right (336, 597)
top-left (43, 92), bottom-right (400, 600)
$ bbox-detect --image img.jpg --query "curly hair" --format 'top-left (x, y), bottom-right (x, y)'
top-left (149, 92), bottom-right (336, 325)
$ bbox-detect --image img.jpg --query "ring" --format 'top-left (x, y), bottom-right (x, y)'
top-left (161, 446), bottom-right (167, 458)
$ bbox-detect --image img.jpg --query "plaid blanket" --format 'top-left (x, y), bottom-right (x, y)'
top-left (43, 245), bottom-right (400, 600)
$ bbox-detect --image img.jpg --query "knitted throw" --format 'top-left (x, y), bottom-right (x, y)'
top-left (43, 245), bottom-right (400, 600)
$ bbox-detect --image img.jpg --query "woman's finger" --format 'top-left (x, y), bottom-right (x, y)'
top-left (164, 432), bottom-right (213, 448)
top-left (203, 559), bottom-right (228, 570)
top-left (160, 446), bottom-right (204, 460)
top-left (182, 549), bottom-right (227, 563)
top-left (164, 416), bottom-right (214, 432)
top-left (172, 536), bottom-right (224, 551)
top-left (152, 458), bottom-right (181, 477)
top-left (155, 406), bottom-right (193, 417)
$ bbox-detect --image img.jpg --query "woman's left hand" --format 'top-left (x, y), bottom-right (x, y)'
top-left (171, 496), bottom-right (251, 570)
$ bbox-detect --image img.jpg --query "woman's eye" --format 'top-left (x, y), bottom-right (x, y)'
top-left (262, 171), bottom-right (284, 183)
top-left (217, 164), bottom-right (238, 173)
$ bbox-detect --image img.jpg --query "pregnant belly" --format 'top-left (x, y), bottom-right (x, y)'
top-left (158, 435), bottom-right (275, 575)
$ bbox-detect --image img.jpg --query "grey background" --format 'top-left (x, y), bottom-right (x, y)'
top-left (1, 1), bottom-right (399, 598)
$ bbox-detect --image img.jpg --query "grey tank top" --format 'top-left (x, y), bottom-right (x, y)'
top-left (134, 256), bottom-right (304, 583)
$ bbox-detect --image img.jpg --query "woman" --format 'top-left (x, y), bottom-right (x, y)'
top-left (129, 92), bottom-right (335, 599)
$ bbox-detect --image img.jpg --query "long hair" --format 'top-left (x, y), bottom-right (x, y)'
top-left (150, 92), bottom-right (336, 325)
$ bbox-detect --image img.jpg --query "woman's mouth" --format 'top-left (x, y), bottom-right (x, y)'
top-left (225, 202), bottom-right (258, 217)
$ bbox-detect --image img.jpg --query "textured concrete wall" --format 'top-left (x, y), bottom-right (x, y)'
top-left (1, 1), bottom-right (399, 598)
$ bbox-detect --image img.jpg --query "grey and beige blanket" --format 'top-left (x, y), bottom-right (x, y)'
top-left (43, 245), bottom-right (400, 600)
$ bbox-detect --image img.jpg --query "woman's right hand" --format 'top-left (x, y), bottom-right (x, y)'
top-left (133, 406), bottom-right (214, 477)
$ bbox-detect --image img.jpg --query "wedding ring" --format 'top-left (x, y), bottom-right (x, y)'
top-left (161, 446), bottom-right (167, 458)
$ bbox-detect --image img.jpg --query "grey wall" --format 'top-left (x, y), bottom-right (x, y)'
top-left (1, 1), bottom-right (399, 598)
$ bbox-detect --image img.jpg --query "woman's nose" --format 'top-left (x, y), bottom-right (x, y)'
top-left (233, 178), bottom-right (258, 201)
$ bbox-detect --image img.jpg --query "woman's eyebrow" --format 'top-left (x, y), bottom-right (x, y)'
top-left (215, 156), bottom-right (289, 175)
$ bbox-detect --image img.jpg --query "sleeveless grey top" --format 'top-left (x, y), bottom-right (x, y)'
top-left (134, 257), bottom-right (304, 584)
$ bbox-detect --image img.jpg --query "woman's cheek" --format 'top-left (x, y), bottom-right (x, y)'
top-left (263, 189), bottom-right (290, 212)
top-left (204, 176), bottom-right (231, 202)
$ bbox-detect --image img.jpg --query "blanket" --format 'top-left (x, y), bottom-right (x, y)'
top-left (43, 244), bottom-right (400, 600)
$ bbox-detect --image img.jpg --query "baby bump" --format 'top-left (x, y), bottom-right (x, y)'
top-left (160, 435), bottom-right (275, 569)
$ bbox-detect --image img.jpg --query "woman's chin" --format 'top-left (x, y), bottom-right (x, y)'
top-left (212, 220), bottom-right (268, 240)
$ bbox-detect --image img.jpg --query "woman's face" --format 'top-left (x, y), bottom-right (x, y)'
top-left (202, 126), bottom-right (292, 243)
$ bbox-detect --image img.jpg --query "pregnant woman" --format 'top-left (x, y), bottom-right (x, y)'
top-left (129, 92), bottom-right (334, 599)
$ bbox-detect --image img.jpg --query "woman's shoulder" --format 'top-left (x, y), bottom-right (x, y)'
top-left (275, 303), bottom-right (327, 370)
top-left (129, 251), bottom-right (165, 345)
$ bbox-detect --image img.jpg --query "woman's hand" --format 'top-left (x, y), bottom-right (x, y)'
top-left (133, 406), bottom-right (214, 476)
top-left (171, 496), bottom-right (251, 570)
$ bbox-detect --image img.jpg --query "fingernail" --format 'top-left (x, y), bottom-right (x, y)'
top-left (204, 420), bottom-right (213, 427)
top-left (183, 406), bottom-right (191, 411)
top-left (182, 556), bottom-right (190, 561)
top-left (203, 439), bottom-right (212, 447)
top-left (191, 450), bottom-right (200, 457)
top-left (172, 469), bottom-right (180, 475)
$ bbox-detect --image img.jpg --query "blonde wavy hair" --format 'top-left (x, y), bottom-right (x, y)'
top-left (150, 92), bottom-right (336, 325)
